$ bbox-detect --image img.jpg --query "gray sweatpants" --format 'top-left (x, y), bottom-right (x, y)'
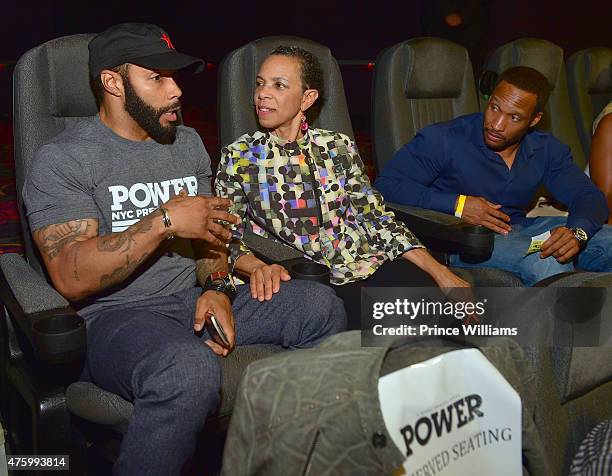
top-left (80, 280), bottom-right (346, 476)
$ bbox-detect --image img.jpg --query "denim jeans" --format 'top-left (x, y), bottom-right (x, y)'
top-left (449, 216), bottom-right (612, 286)
top-left (80, 280), bottom-right (346, 475)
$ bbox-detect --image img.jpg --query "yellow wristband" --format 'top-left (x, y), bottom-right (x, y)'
top-left (454, 195), bottom-right (467, 218)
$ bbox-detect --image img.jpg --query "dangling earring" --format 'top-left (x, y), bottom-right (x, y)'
top-left (300, 113), bottom-right (309, 131)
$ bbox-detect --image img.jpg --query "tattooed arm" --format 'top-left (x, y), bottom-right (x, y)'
top-left (33, 210), bottom-right (168, 302)
top-left (33, 193), bottom-right (240, 302)
top-left (193, 240), bottom-right (228, 286)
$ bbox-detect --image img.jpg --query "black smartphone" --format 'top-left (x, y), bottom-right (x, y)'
top-left (206, 314), bottom-right (230, 348)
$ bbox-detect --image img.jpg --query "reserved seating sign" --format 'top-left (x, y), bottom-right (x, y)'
top-left (378, 349), bottom-right (521, 476)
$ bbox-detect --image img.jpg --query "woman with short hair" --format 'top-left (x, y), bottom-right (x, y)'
top-left (216, 46), bottom-right (470, 328)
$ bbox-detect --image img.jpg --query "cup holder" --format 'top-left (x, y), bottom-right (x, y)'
top-left (33, 314), bottom-right (83, 334)
top-left (32, 313), bottom-right (86, 361)
top-left (283, 258), bottom-right (330, 286)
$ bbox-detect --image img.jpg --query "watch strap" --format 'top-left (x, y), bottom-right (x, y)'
top-left (203, 272), bottom-right (237, 304)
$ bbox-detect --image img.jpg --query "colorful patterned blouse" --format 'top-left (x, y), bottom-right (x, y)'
top-left (215, 128), bottom-right (424, 285)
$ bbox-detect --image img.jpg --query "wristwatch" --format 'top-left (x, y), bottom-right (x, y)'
top-left (571, 227), bottom-right (588, 249)
top-left (204, 271), bottom-right (237, 303)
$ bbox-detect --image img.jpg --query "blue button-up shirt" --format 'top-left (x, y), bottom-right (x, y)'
top-left (374, 113), bottom-right (608, 237)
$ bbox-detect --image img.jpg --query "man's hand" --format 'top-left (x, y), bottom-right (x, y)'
top-left (164, 191), bottom-right (239, 246)
top-left (249, 264), bottom-right (291, 302)
top-left (461, 196), bottom-right (512, 235)
top-left (540, 227), bottom-right (580, 263)
top-left (195, 290), bottom-right (235, 356)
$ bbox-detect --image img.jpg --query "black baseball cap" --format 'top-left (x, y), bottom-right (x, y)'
top-left (88, 22), bottom-right (205, 78)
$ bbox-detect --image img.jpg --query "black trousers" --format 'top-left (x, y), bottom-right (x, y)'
top-left (333, 259), bottom-right (436, 330)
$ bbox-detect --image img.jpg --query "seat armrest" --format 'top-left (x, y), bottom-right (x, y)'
top-left (243, 231), bottom-right (304, 263)
top-left (242, 231), bottom-right (331, 285)
top-left (387, 203), bottom-right (495, 263)
top-left (0, 253), bottom-right (86, 364)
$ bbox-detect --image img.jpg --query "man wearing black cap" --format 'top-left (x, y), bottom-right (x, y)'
top-left (87, 22), bottom-right (205, 146)
top-left (23, 23), bottom-right (346, 475)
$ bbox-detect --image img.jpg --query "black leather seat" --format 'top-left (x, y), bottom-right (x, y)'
top-left (566, 47), bottom-right (612, 159)
top-left (218, 36), bottom-right (355, 266)
top-left (484, 38), bottom-right (586, 170)
top-left (371, 37), bottom-right (521, 286)
top-left (372, 37), bottom-right (479, 173)
top-left (218, 35), bottom-right (354, 150)
top-left (0, 34), bottom-right (282, 464)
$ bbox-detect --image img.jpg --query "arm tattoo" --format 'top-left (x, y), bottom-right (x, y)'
top-left (96, 212), bottom-right (154, 253)
top-left (194, 243), bottom-right (228, 286)
top-left (96, 216), bottom-right (156, 287)
top-left (72, 243), bottom-right (81, 281)
top-left (100, 251), bottom-right (151, 288)
top-left (35, 220), bottom-right (93, 261)
top-left (196, 254), bottom-right (221, 286)
top-left (35, 214), bottom-right (157, 291)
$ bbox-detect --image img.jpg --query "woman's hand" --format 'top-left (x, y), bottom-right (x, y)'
top-left (402, 248), bottom-right (470, 285)
top-left (234, 255), bottom-right (292, 301)
top-left (404, 250), bottom-right (479, 324)
top-left (249, 264), bottom-right (291, 301)
top-left (429, 265), bottom-right (471, 289)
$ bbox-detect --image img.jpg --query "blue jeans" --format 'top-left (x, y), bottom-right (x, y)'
top-left (449, 216), bottom-right (612, 286)
top-left (80, 280), bottom-right (346, 475)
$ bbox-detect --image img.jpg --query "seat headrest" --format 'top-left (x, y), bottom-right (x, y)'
top-left (495, 38), bottom-right (562, 90)
top-left (219, 35), bottom-right (354, 147)
top-left (402, 38), bottom-right (469, 99)
top-left (44, 34), bottom-right (98, 118)
top-left (584, 49), bottom-right (612, 94)
top-left (244, 36), bottom-right (334, 71)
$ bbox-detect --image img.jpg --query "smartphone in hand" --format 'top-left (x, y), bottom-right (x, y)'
top-left (206, 314), bottom-right (230, 348)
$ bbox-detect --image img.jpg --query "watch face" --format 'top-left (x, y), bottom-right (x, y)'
top-left (574, 228), bottom-right (588, 243)
top-left (209, 274), bottom-right (236, 290)
top-left (208, 272), bottom-right (233, 284)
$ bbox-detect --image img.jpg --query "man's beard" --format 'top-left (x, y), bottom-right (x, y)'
top-left (483, 126), bottom-right (520, 152)
top-left (123, 76), bottom-right (180, 144)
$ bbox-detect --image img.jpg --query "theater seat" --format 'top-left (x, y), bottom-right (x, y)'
top-left (218, 35), bottom-right (354, 150)
top-left (566, 47), bottom-right (612, 158)
top-left (484, 38), bottom-right (586, 170)
top-left (0, 33), bottom-right (282, 467)
top-left (371, 37), bottom-right (520, 284)
top-left (372, 37), bottom-right (479, 173)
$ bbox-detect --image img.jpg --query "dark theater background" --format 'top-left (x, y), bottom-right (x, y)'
top-left (0, 0), bottom-right (611, 253)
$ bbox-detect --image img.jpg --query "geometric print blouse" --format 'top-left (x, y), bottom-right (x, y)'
top-left (215, 128), bottom-right (424, 285)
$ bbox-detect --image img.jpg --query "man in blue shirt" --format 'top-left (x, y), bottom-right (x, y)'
top-left (375, 66), bottom-right (611, 285)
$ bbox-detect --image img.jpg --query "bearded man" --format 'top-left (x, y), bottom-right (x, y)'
top-left (22, 23), bottom-right (345, 475)
top-left (375, 66), bottom-right (612, 285)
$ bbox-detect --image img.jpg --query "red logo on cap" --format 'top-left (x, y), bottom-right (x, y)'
top-left (160, 33), bottom-right (175, 50)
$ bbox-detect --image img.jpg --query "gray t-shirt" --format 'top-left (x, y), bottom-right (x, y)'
top-left (23, 115), bottom-right (212, 316)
